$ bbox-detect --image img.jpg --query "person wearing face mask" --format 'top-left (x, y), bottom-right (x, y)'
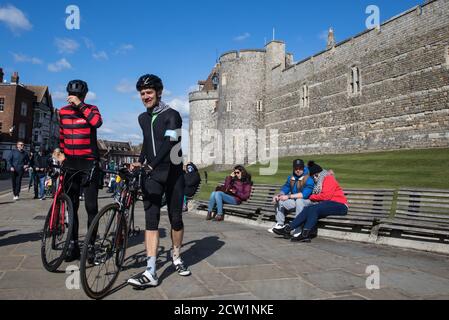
top-left (273, 161), bottom-right (348, 242)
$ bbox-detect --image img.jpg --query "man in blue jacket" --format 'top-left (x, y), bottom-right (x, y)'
top-left (269, 159), bottom-right (314, 234)
top-left (6, 141), bottom-right (30, 201)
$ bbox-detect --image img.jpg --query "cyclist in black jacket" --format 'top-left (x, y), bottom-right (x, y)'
top-left (128, 74), bottom-right (190, 288)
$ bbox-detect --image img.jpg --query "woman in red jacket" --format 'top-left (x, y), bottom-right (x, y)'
top-left (207, 165), bottom-right (253, 222)
top-left (274, 161), bottom-right (348, 242)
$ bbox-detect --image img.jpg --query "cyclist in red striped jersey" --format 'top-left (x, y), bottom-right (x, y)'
top-left (58, 80), bottom-right (103, 262)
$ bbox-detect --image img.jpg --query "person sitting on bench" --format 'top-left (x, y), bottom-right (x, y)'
top-left (273, 161), bottom-right (348, 242)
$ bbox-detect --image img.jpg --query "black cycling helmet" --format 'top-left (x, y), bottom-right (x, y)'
top-left (66, 80), bottom-right (88, 97)
top-left (136, 74), bottom-right (163, 92)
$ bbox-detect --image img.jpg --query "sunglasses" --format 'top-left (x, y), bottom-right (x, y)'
top-left (234, 171), bottom-right (241, 175)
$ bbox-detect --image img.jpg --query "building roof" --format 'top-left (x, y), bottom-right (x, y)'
top-left (198, 65), bottom-right (219, 92)
top-left (25, 86), bottom-right (48, 103)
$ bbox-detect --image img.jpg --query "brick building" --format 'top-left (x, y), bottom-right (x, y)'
top-left (0, 70), bottom-right (35, 159)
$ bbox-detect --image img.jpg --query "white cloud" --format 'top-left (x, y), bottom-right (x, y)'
top-left (55, 38), bottom-right (79, 54)
top-left (51, 91), bottom-right (67, 101)
top-left (116, 79), bottom-right (135, 93)
top-left (93, 51), bottom-right (108, 60)
top-left (86, 92), bottom-right (97, 101)
top-left (0, 5), bottom-right (32, 33)
top-left (188, 84), bottom-right (199, 93)
top-left (167, 97), bottom-right (189, 118)
top-left (233, 32), bottom-right (250, 41)
top-left (11, 52), bottom-right (43, 65)
top-left (48, 58), bottom-right (72, 72)
top-left (115, 44), bottom-right (134, 55)
top-left (83, 37), bottom-right (95, 50)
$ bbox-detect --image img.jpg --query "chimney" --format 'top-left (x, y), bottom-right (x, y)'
top-left (11, 71), bottom-right (19, 84)
top-left (327, 28), bottom-right (336, 50)
top-left (0, 68), bottom-right (4, 83)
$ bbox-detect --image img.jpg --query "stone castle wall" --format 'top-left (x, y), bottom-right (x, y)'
top-left (189, 0), bottom-right (449, 166)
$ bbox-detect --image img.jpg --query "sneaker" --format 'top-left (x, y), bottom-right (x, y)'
top-left (273, 225), bottom-right (293, 238)
top-left (65, 243), bottom-right (81, 262)
top-left (127, 270), bottom-right (159, 288)
top-left (173, 259), bottom-right (191, 276)
top-left (13, 196), bottom-right (19, 201)
top-left (39, 197), bottom-right (46, 201)
top-left (268, 223), bottom-right (284, 234)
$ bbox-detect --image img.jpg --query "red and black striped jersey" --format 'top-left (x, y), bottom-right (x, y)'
top-left (59, 104), bottom-right (103, 160)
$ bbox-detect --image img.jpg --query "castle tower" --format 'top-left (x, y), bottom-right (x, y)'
top-left (188, 66), bottom-right (219, 166)
top-left (216, 49), bottom-right (266, 167)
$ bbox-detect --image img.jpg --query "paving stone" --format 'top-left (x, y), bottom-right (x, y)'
top-left (193, 271), bottom-right (248, 296)
top-left (353, 288), bottom-right (413, 300)
top-left (188, 293), bottom-right (258, 300)
top-left (158, 273), bottom-right (213, 299)
top-left (0, 288), bottom-right (89, 300)
top-left (0, 270), bottom-right (67, 289)
top-left (219, 264), bottom-right (296, 282)
top-left (11, 241), bottom-right (41, 256)
top-left (323, 295), bottom-right (367, 300)
top-left (18, 255), bottom-right (48, 271)
top-left (0, 255), bottom-right (24, 271)
top-left (379, 269), bottom-right (449, 297)
top-left (205, 248), bottom-right (271, 268)
top-left (241, 278), bottom-right (332, 300)
top-left (303, 270), bottom-right (367, 293)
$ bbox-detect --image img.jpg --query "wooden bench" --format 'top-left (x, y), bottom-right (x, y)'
top-left (195, 184), bottom-right (277, 221)
top-left (257, 187), bottom-right (394, 233)
top-left (373, 188), bottom-right (449, 243)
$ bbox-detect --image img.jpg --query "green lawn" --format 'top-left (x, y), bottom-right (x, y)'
top-left (195, 148), bottom-right (449, 200)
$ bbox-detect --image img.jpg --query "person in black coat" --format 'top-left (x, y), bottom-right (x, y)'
top-left (33, 146), bottom-right (50, 200)
top-left (6, 141), bottom-right (30, 201)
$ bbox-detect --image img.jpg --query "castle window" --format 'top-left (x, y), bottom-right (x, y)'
top-left (0, 97), bottom-right (5, 112)
top-left (227, 101), bottom-right (232, 112)
top-left (300, 85), bottom-right (309, 108)
top-left (256, 100), bottom-right (263, 112)
top-left (222, 74), bottom-right (227, 86)
top-left (350, 67), bottom-right (361, 95)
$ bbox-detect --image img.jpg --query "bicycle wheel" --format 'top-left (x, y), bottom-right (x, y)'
top-left (80, 203), bottom-right (128, 300)
top-left (41, 194), bottom-right (74, 272)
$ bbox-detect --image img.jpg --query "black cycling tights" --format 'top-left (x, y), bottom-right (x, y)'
top-left (65, 168), bottom-right (99, 243)
top-left (143, 172), bottom-right (185, 232)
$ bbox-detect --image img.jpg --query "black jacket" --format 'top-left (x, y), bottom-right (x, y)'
top-left (33, 153), bottom-right (50, 177)
top-left (138, 107), bottom-right (183, 187)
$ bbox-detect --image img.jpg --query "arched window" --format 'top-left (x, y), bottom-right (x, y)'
top-left (300, 84), bottom-right (309, 108)
top-left (350, 66), bottom-right (361, 95)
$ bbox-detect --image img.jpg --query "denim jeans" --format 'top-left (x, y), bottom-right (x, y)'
top-left (38, 175), bottom-right (46, 199)
top-left (208, 191), bottom-right (238, 216)
top-left (290, 201), bottom-right (348, 230)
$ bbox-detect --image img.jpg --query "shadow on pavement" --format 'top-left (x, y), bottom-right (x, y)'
top-left (0, 231), bottom-right (41, 247)
top-left (105, 235), bottom-right (225, 299)
top-left (0, 229), bottom-right (18, 238)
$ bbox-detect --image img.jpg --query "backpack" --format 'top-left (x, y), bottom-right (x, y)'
top-left (184, 162), bottom-right (201, 197)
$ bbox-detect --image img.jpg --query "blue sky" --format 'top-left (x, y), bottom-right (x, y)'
top-left (0, 0), bottom-right (422, 151)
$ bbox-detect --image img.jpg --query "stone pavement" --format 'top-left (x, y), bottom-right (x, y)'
top-left (1, 189), bottom-right (449, 300)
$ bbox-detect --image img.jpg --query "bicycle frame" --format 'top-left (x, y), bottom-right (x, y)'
top-left (49, 172), bottom-right (65, 232)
